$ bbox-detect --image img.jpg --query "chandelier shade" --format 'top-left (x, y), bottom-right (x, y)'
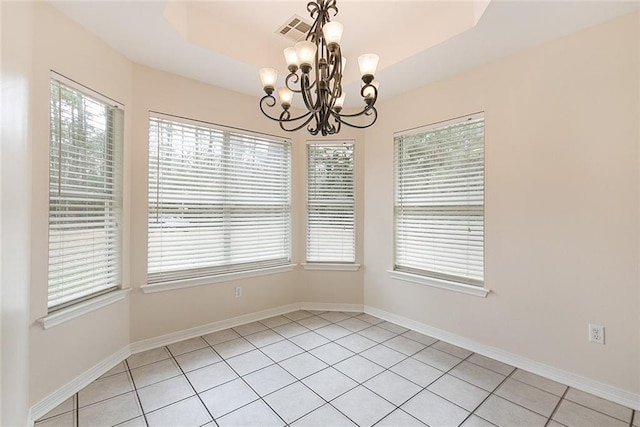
top-left (258, 0), bottom-right (380, 136)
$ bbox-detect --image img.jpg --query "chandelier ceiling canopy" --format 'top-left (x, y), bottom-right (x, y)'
top-left (258, 0), bottom-right (379, 136)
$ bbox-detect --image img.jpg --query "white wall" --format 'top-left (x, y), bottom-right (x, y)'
top-left (1, 2), bottom-right (33, 425)
top-left (363, 12), bottom-right (640, 395)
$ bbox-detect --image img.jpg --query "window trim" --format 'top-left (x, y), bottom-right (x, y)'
top-left (388, 270), bottom-right (489, 297)
top-left (302, 263), bottom-right (361, 271)
top-left (140, 263), bottom-right (296, 294)
top-left (47, 72), bottom-right (124, 311)
top-left (51, 71), bottom-right (124, 110)
top-left (39, 289), bottom-right (130, 329)
top-left (305, 140), bottom-right (357, 264)
top-left (393, 112), bottom-right (486, 291)
top-left (146, 112), bottom-right (292, 285)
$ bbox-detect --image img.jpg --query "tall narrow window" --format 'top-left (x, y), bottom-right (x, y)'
top-left (48, 75), bottom-right (124, 310)
top-left (306, 141), bottom-right (355, 263)
top-left (148, 114), bottom-right (291, 285)
top-left (394, 113), bottom-right (484, 286)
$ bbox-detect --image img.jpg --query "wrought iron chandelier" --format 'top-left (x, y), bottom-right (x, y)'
top-left (258, 0), bottom-right (379, 136)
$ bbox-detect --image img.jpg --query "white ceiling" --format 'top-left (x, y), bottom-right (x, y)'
top-left (50, 1), bottom-right (639, 107)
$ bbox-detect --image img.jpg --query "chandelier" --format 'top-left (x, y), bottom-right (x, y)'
top-left (258, 0), bottom-right (379, 136)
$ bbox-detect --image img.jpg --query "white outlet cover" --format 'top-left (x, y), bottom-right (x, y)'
top-left (588, 324), bottom-right (605, 344)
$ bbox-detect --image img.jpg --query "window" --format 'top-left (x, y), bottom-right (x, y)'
top-left (306, 141), bottom-right (355, 263)
top-left (393, 113), bottom-right (484, 287)
top-left (148, 114), bottom-right (291, 285)
top-left (48, 75), bottom-right (124, 311)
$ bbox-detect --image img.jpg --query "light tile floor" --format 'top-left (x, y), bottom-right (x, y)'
top-left (35, 310), bottom-right (638, 427)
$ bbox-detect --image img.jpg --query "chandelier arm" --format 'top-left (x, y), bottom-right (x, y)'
top-left (285, 73), bottom-right (302, 93)
top-left (331, 115), bottom-right (342, 134)
top-left (362, 83), bottom-right (378, 104)
top-left (306, 112), bottom-right (321, 135)
top-left (326, 0), bottom-right (338, 17)
top-left (332, 107), bottom-right (378, 129)
top-left (287, 72), bottom-right (318, 94)
top-left (326, 46), bottom-right (342, 83)
top-left (307, 1), bottom-right (320, 19)
top-left (334, 104), bottom-right (375, 118)
top-left (279, 111), bottom-right (317, 133)
top-left (328, 70), bottom-right (342, 109)
top-left (260, 95), bottom-right (315, 123)
top-left (300, 73), bottom-right (322, 114)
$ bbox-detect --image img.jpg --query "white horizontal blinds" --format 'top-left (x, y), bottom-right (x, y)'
top-left (148, 115), bottom-right (291, 284)
top-left (394, 114), bottom-right (484, 286)
top-left (48, 78), bottom-right (123, 310)
top-left (306, 142), bottom-right (355, 263)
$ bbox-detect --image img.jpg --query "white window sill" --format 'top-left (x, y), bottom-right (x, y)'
top-left (39, 289), bottom-right (130, 330)
top-left (142, 263), bottom-right (297, 294)
top-left (388, 270), bottom-right (490, 298)
top-left (302, 263), bottom-right (361, 271)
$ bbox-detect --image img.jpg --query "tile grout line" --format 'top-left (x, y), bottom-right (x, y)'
top-left (457, 358), bottom-right (516, 426)
top-left (124, 359), bottom-right (151, 427)
top-left (269, 312), bottom-right (467, 425)
top-left (559, 391), bottom-right (634, 425)
top-left (544, 386), bottom-right (569, 427)
top-left (74, 393), bottom-right (79, 427)
top-left (262, 311), bottom-right (364, 424)
top-left (253, 310), bottom-right (395, 425)
top-left (204, 324), bottom-right (291, 425)
top-left (286, 314), bottom-right (435, 425)
top-left (166, 343), bottom-right (224, 426)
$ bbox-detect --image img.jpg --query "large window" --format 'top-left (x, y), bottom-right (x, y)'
top-left (148, 114), bottom-right (291, 285)
top-left (306, 141), bottom-right (355, 263)
top-left (393, 113), bottom-right (484, 286)
top-left (48, 75), bottom-right (124, 310)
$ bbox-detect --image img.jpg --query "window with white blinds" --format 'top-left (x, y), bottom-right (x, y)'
top-left (393, 113), bottom-right (484, 286)
top-left (148, 114), bottom-right (291, 285)
top-left (48, 76), bottom-right (123, 311)
top-left (306, 142), bottom-right (355, 263)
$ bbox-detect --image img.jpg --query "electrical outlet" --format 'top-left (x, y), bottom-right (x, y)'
top-left (235, 286), bottom-right (242, 298)
top-left (589, 324), bottom-right (605, 344)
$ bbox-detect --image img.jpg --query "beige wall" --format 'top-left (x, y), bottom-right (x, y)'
top-left (8, 0), bottom-right (638, 416)
top-left (294, 126), bottom-right (365, 306)
top-left (28, 2), bottom-right (133, 405)
top-left (20, 2), bottom-right (365, 407)
top-left (363, 12), bottom-right (640, 394)
top-left (1, 1), bottom-right (33, 425)
top-left (129, 66), bottom-right (365, 341)
top-left (129, 65), bottom-right (299, 342)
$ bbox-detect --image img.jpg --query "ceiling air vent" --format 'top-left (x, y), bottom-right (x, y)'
top-left (277, 15), bottom-right (312, 42)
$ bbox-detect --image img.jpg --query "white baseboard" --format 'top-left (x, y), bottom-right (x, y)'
top-left (364, 305), bottom-right (640, 411)
top-left (299, 302), bottom-right (364, 313)
top-left (28, 345), bottom-right (131, 426)
top-left (129, 303), bottom-right (301, 354)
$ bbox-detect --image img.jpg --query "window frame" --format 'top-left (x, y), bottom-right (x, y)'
top-left (46, 72), bottom-right (125, 313)
top-left (145, 113), bottom-right (293, 292)
top-left (390, 112), bottom-right (488, 297)
top-left (305, 140), bottom-right (357, 266)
